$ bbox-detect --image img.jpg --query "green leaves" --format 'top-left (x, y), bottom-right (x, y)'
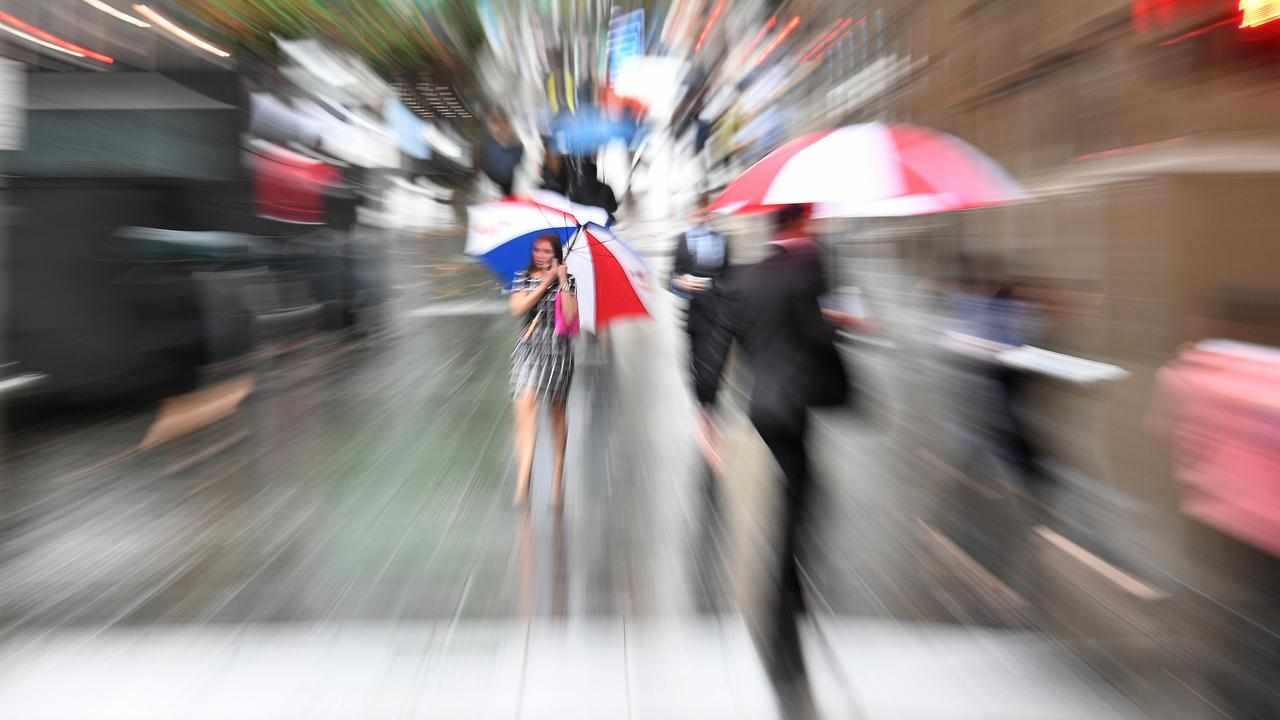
top-left (178, 0), bottom-right (485, 74)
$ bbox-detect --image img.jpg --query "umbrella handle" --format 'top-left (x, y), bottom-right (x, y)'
top-left (565, 225), bottom-right (584, 253)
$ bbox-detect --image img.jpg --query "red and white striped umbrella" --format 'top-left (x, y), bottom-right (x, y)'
top-left (708, 122), bottom-right (1027, 217)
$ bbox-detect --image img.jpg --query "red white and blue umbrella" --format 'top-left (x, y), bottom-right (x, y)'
top-left (708, 122), bottom-right (1027, 217)
top-left (466, 197), bottom-right (651, 333)
top-left (466, 196), bottom-right (605, 288)
top-left (563, 222), bottom-right (652, 333)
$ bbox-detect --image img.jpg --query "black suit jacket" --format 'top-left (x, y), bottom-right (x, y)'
top-left (729, 238), bottom-right (844, 426)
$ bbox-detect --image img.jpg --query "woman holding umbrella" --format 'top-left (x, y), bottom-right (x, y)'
top-left (467, 195), bottom-right (653, 508)
top-left (508, 234), bottom-right (577, 510)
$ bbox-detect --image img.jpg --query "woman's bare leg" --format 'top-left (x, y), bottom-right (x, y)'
top-left (514, 389), bottom-right (538, 507)
top-left (550, 399), bottom-right (568, 509)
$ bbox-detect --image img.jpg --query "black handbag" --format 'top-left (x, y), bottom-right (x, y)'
top-left (809, 341), bottom-right (853, 408)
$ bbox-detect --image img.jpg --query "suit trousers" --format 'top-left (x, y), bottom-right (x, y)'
top-left (752, 410), bottom-right (816, 712)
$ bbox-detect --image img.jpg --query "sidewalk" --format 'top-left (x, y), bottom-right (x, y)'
top-left (0, 617), bottom-right (1144, 719)
top-left (0, 226), bottom-right (1158, 718)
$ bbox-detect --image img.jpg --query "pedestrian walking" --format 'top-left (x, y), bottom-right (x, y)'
top-left (508, 235), bottom-right (577, 509)
top-left (670, 196), bottom-right (733, 471)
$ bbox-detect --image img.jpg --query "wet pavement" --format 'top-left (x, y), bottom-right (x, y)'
top-left (0, 225), bottom-right (1203, 718)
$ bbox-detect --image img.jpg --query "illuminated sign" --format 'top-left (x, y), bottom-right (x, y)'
top-left (1241, 0), bottom-right (1280, 27)
top-left (1133, 0), bottom-right (1222, 31)
top-left (608, 9), bottom-right (644, 79)
top-left (1133, 0), bottom-right (1280, 30)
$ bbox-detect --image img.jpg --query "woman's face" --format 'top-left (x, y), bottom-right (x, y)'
top-left (533, 239), bottom-right (556, 270)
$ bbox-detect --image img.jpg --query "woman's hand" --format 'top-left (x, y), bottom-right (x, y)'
top-left (541, 261), bottom-right (559, 286)
top-left (556, 258), bottom-right (576, 321)
top-left (674, 274), bottom-right (708, 293)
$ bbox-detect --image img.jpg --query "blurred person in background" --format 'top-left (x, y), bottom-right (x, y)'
top-left (727, 204), bottom-right (866, 719)
top-left (670, 195), bottom-right (732, 473)
top-left (991, 274), bottom-right (1049, 496)
top-left (940, 255), bottom-right (1051, 606)
top-left (568, 159), bottom-right (618, 226)
top-left (539, 142), bottom-right (569, 196)
top-left (482, 112), bottom-right (523, 198)
top-left (946, 255), bottom-right (1048, 496)
top-left (507, 235), bottom-right (577, 509)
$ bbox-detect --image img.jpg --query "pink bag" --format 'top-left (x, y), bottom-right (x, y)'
top-left (554, 290), bottom-right (579, 338)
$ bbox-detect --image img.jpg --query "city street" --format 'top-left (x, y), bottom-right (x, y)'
top-left (0, 226), bottom-right (1155, 719)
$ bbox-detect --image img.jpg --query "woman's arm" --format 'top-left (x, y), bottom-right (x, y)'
top-left (509, 273), bottom-right (553, 317)
top-left (560, 292), bottom-right (578, 323)
top-left (559, 271), bottom-right (577, 322)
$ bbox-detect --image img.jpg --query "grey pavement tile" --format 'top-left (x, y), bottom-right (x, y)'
top-left (816, 619), bottom-right (1148, 720)
top-left (407, 620), bottom-right (527, 719)
top-left (625, 617), bottom-right (742, 719)
top-left (520, 618), bottom-right (627, 719)
top-left (0, 626), bottom-right (243, 719)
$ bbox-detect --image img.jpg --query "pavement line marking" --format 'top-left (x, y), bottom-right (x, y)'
top-left (916, 519), bottom-right (1028, 609)
top-left (1034, 525), bottom-right (1170, 601)
top-left (406, 300), bottom-right (508, 318)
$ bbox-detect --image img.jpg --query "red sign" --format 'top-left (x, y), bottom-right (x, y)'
top-left (1133, 0), bottom-right (1222, 31)
top-left (1134, 0), bottom-right (1280, 30)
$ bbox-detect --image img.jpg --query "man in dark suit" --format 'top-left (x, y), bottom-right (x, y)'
top-left (671, 197), bottom-right (733, 470)
top-left (728, 204), bottom-right (866, 718)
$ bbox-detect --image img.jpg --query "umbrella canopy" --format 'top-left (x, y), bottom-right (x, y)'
top-left (527, 191), bottom-right (612, 227)
top-left (466, 198), bottom-right (586, 288)
top-left (549, 107), bottom-right (643, 155)
top-left (708, 122), bottom-right (1026, 217)
top-left (466, 198), bottom-right (650, 332)
top-left (563, 223), bottom-right (652, 334)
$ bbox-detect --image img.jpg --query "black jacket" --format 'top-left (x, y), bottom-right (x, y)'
top-left (729, 238), bottom-right (846, 425)
top-left (569, 177), bottom-right (618, 215)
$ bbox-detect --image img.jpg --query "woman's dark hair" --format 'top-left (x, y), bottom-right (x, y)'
top-left (526, 234), bottom-right (564, 274)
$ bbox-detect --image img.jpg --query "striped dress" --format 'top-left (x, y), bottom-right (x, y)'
top-left (509, 270), bottom-right (576, 403)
